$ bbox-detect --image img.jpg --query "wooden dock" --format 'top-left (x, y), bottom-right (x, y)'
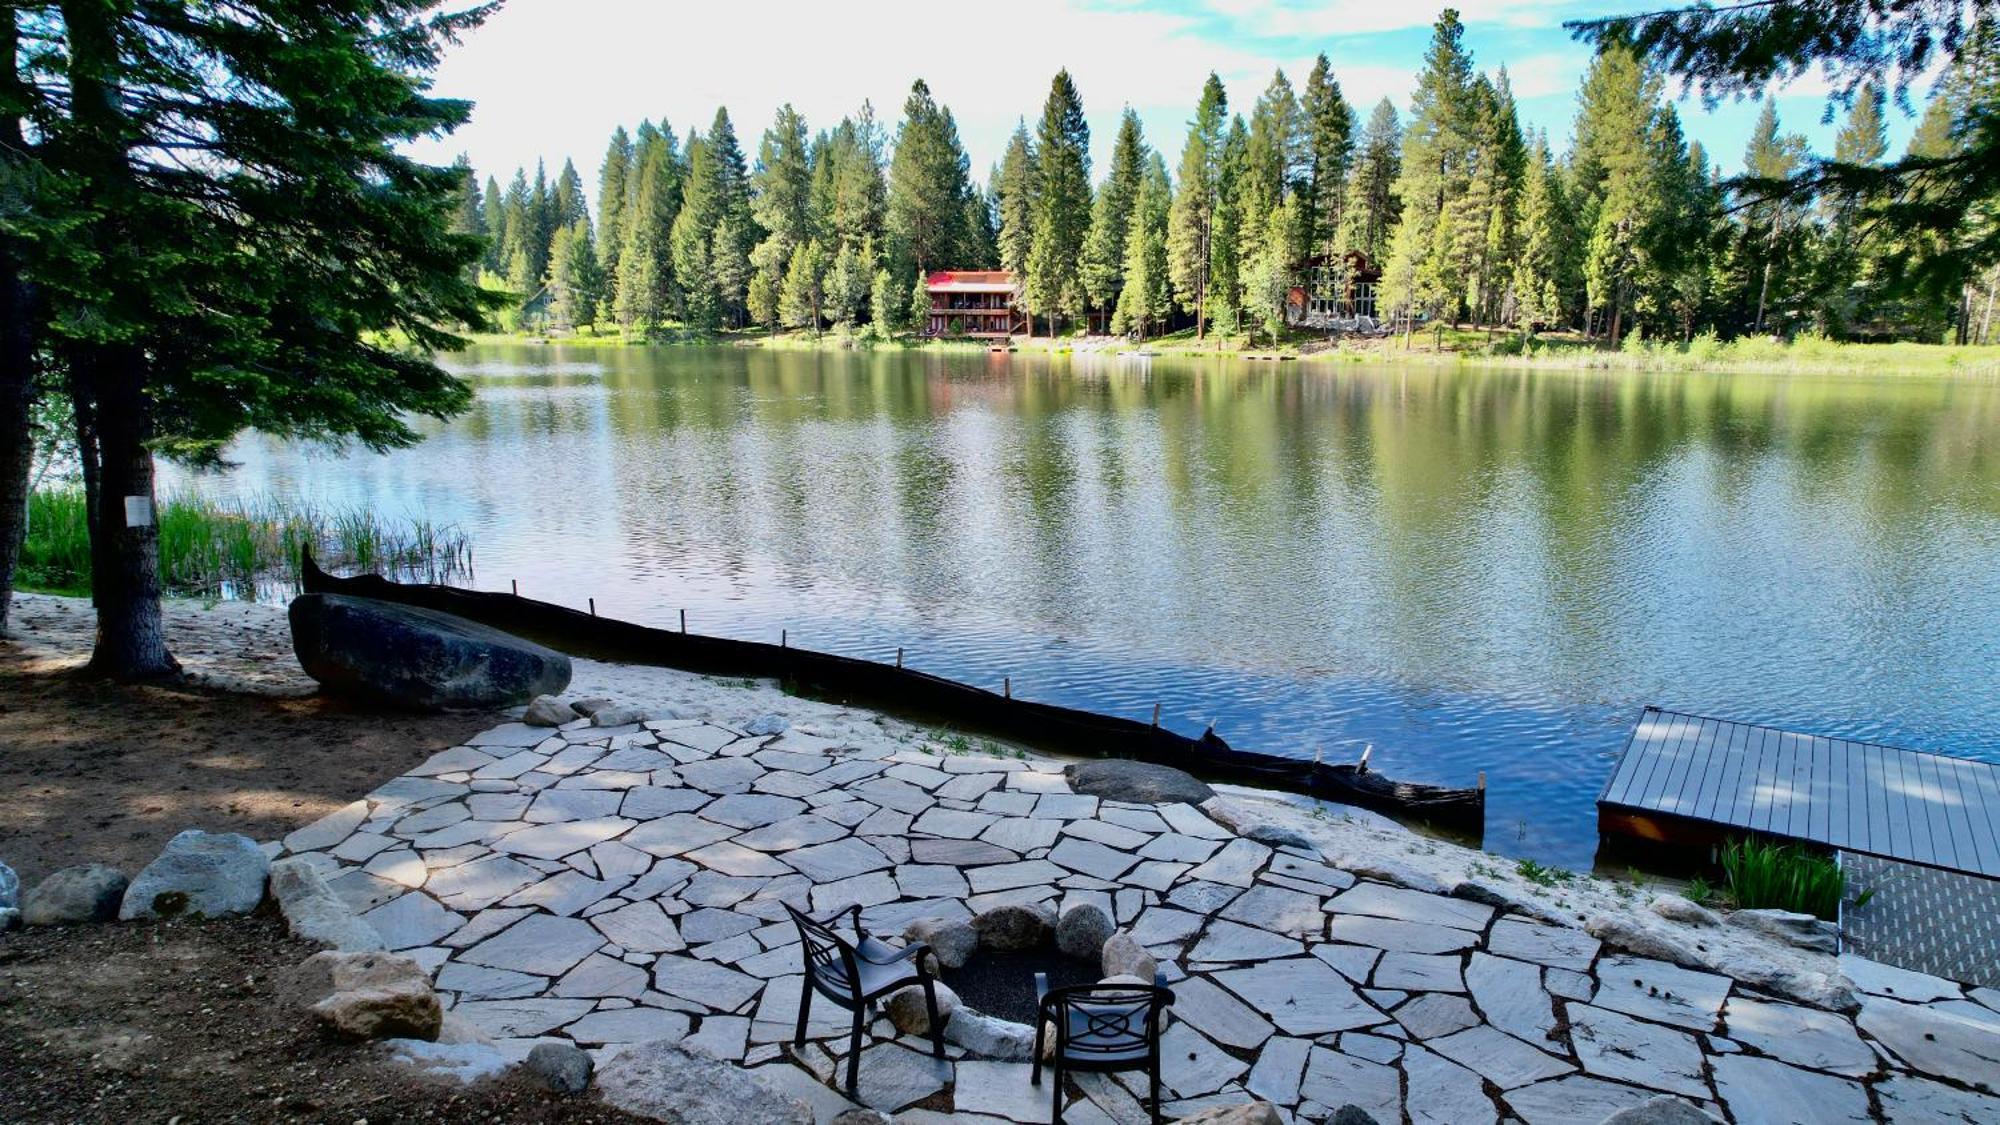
top-left (1599, 707), bottom-right (2000, 877)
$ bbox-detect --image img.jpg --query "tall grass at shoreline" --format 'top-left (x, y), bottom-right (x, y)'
top-left (20, 489), bottom-right (473, 600)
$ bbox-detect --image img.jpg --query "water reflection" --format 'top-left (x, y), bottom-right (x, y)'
top-left (173, 345), bottom-right (2000, 867)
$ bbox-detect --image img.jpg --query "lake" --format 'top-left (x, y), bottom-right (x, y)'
top-left (174, 344), bottom-right (2000, 868)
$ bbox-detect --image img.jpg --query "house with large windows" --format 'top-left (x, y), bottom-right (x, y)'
top-left (923, 270), bottom-right (1024, 338)
top-left (1287, 250), bottom-right (1383, 325)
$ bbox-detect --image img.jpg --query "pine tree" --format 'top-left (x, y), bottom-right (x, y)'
top-left (830, 104), bottom-right (889, 251)
top-left (887, 80), bottom-right (977, 274)
top-left (1025, 70), bottom-right (1092, 335)
top-left (1083, 108), bottom-right (1147, 320)
top-left (553, 160), bottom-right (588, 231)
top-left (1737, 98), bottom-right (1812, 333)
top-left (1112, 153), bottom-right (1173, 341)
top-left (1168, 74), bottom-right (1229, 336)
top-left (481, 175), bottom-right (505, 272)
top-left (547, 219), bottom-right (602, 333)
top-left (752, 104), bottom-right (815, 326)
top-left (1510, 131), bottom-right (1575, 333)
top-left (704, 109), bottom-right (756, 327)
top-left (1245, 196), bottom-right (1304, 347)
top-left (1302, 54), bottom-right (1354, 263)
top-left (995, 122), bottom-right (1039, 279)
top-left (824, 238), bottom-right (871, 327)
top-left (870, 267), bottom-right (904, 334)
top-left (449, 157), bottom-right (485, 280)
top-left (616, 125), bottom-right (682, 331)
top-left (528, 160), bottom-right (553, 283)
top-left (779, 240), bottom-right (826, 335)
top-left (1385, 9), bottom-right (1479, 331)
top-left (1208, 116), bottom-right (1249, 335)
top-left (1814, 85), bottom-right (1889, 332)
top-left (1569, 41), bottom-right (1674, 343)
top-left (596, 127), bottom-right (634, 287)
top-left (1340, 100), bottom-right (1401, 265)
top-left (908, 271), bottom-right (932, 335)
top-left (1455, 70), bottom-right (1526, 325)
top-left (1239, 70), bottom-right (1304, 265)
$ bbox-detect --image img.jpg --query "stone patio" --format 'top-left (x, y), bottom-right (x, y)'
top-left (276, 711), bottom-right (2000, 1123)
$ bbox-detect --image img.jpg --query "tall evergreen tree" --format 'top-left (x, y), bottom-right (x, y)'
top-left (481, 175), bottom-right (505, 272)
top-left (830, 105), bottom-right (889, 251)
top-left (1737, 98), bottom-right (1812, 333)
top-left (1339, 99), bottom-right (1402, 265)
top-left (616, 125), bottom-right (683, 331)
top-left (1510, 131), bottom-right (1575, 333)
top-left (1568, 41), bottom-right (1675, 343)
top-left (1025, 69), bottom-right (1092, 335)
top-left (553, 160), bottom-right (588, 231)
top-left (1302, 54), bottom-right (1355, 264)
top-left (1208, 115), bottom-right (1250, 335)
top-left (1082, 108), bottom-right (1147, 320)
top-left (705, 109), bottom-right (756, 327)
top-left (547, 219), bottom-right (602, 333)
top-left (886, 80), bottom-right (977, 275)
top-left (1239, 70), bottom-right (1304, 264)
top-left (751, 104), bottom-right (815, 325)
top-left (1384, 9), bottom-right (1478, 330)
top-left (596, 126), bottom-right (634, 287)
top-left (1112, 153), bottom-right (1173, 341)
top-left (1168, 74), bottom-right (1229, 336)
top-left (995, 122), bottom-right (1039, 279)
top-left (12, 0), bottom-right (497, 676)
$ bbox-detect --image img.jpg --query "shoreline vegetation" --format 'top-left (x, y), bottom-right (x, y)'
top-left (18, 489), bottom-right (472, 600)
top-left (461, 327), bottom-right (2000, 378)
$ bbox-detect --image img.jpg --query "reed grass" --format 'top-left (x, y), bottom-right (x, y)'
top-left (20, 488), bottom-right (472, 600)
top-left (1719, 836), bottom-right (1848, 920)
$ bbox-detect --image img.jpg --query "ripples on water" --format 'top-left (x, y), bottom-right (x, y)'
top-left (171, 345), bottom-right (2000, 868)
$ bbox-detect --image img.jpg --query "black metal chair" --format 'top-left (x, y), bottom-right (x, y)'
top-left (786, 902), bottom-right (945, 1096)
top-left (1031, 973), bottom-right (1176, 1124)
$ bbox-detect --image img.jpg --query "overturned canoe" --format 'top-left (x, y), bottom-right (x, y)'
top-left (301, 551), bottom-right (1487, 837)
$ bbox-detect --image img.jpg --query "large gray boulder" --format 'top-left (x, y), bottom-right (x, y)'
top-left (22, 863), bottom-right (128, 925)
top-left (1066, 759), bottom-right (1214, 805)
top-left (120, 828), bottom-right (269, 920)
top-left (0, 860), bottom-right (18, 910)
top-left (289, 592), bottom-right (571, 710)
top-left (269, 856), bottom-right (385, 951)
top-left (595, 1040), bottom-right (813, 1124)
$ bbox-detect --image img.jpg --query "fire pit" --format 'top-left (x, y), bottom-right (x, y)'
top-left (941, 944), bottom-right (1099, 1025)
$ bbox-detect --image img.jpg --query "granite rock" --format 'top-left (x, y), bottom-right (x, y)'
top-left (120, 828), bottom-right (270, 920)
top-left (22, 863), bottom-right (128, 925)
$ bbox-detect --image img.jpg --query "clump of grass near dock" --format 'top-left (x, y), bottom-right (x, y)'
top-left (1720, 836), bottom-right (1849, 920)
top-left (20, 489), bottom-right (472, 599)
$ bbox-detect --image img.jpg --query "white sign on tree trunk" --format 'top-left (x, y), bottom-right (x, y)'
top-left (123, 495), bottom-right (154, 528)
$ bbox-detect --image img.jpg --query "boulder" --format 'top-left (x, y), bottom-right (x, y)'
top-left (0, 908), bottom-right (19, 932)
top-left (592, 704), bottom-right (650, 727)
top-left (971, 903), bottom-right (1055, 951)
top-left (1202, 799), bottom-right (1314, 849)
top-left (280, 949), bottom-right (443, 1041)
top-left (119, 828), bottom-right (269, 920)
top-left (743, 714), bottom-right (790, 736)
top-left (1649, 895), bottom-right (1720, 927)
top-left (0, 860), bottom-right (18, 909)
top-left (905, 916), bottom-right (978, 969)
top-left (944, 1008), bottom-right (1037, 1060)
top-left (570, 697), bottom-right (615, 717)
top-left (269, 856), bottom-right (384, 951)
top-left (1055, 902), bottom-right (1115, 960)
top-left (289, 592), bottom-right (571, 710)
top-left (523, 695), bottom-right (577, 727)
top-left (1101, 931), bottom-right (1158, 982)
top-left (1174, 1104), bottom-right (1285, 1125)
top-left (886, 980), bottom-right (958, 1035)
top-left (1598, 1095), bottom-right (1724, 1123)
top-left (594, 1040), bottom-right (813, 1125)
top-left (1728, 908), bottom-right (1838, 954)
top-left (1065, 759), bottom-right (1214, 805)
top-left (525, 1041), bottom-right (595, 1095)
top-left (22, 863), bottom-right (129, 925)
top-left (830, 1111), bottom-right (893, 1125)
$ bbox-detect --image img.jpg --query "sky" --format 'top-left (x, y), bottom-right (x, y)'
top-left (408, 0), bottom-right (1927, 201)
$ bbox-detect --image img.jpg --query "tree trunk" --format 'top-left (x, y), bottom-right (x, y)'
top-left (0, 6), bottom-right (34, 636)
top-left (72, 348), bottom-right (176, 678)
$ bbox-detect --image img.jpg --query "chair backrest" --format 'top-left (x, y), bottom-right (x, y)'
top-left (785, 903), bottom-right (864, 1003)
top-left (1039, 983), bottom-right (1174, 1065)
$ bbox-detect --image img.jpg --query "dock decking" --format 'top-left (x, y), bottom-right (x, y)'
top-left (1599, 707), bottom-right (2000, 878)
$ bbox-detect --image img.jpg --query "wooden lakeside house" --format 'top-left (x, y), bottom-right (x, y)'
top-left (924, 270), bottom-right (1025, 339)
top-left (1288, 250), bottom-right (1383, 325)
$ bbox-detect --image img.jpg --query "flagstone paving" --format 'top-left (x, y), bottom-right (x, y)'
top-left (275, 713), bottom-right (2000, 1123)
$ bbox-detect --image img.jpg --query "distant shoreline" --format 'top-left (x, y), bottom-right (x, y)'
top-left (458, 329), bottom-right (2000, 378)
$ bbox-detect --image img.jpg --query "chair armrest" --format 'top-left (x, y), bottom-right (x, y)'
top-left (1034, 971), bottom-right (1050, 1002)
top-left (860, 940), bottom-right (931, 966)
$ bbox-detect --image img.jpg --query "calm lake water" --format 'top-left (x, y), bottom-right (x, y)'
top-left (175, 344), bottom-right (2000, 868)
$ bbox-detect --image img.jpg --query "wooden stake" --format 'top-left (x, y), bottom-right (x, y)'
top-left (588, 597), bottom-right (596, 616)
top-left (680, 609), bottom-right (686, 633)
top-left (1003, 677), bottom-right (1011, 699)
top-left (781, 629), bottom-right (788, 648)
top-left (1151, 703), bottom-right (1161, 728)
top-left (1358, 744), bottom-right (1372, 773)
top-left (1478, 771), bottom-right (1487, 792)
top-left (511, 578), bottom-right (518, 596)
top-left (896, 647), bottom-right (904, 669)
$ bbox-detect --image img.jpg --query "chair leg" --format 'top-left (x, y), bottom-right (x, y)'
top-left (922, 977), bottom-right (944, 1058)
top-left (1049, 1060), bottom-right (1064, 1125)
top-left (1030, 1023), bottom-right (1044, 1086)
top-left (844, 1004), bottom-right (864, 1097)
top-left (1148, 1058), bottom-right (1162, 1125)
top-left (794, 977), bottom-right (812, 1047)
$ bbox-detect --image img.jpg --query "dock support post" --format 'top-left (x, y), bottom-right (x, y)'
top-left (1003, 677), bottom-right (1011, 699)
top-left (680, 609), bottom-right (686, 633)
top-left (896, 647), bottom-right (904, 669)
top-left (782, 629), bottom-right (788, 649)
top-left (589, 597), bottom-right (596, 616)
top-left (511, 579), bottom-right (518, 596)
top-left (1151, 703), bottom-right (1160, 728)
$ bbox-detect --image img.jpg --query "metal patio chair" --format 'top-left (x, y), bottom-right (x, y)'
top-left (785, 902), bottom-right (945, 1096)
top-left (1031, 973), bottom-right (1176, 1124)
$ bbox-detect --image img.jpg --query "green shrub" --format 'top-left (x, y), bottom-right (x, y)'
top-left (1719, 837), bottom-right (1846, 920)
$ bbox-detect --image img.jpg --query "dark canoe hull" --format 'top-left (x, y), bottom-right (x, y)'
top-left (300, 553), bottom-right (1486, 839)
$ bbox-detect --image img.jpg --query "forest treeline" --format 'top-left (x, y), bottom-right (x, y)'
top-left (470, 9), bottom-right (2000, 347)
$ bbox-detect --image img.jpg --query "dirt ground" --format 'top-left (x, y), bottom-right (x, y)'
top-left (0, 594), bottom-right (501, 884)
top-left (0, 912), bottom-right (653, 1124)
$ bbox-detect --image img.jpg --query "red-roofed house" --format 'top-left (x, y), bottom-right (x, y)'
top-left (923, 270), bottom-right (1023, 338)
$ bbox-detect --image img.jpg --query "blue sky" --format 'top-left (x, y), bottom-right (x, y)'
top-left (410, 0), bottom-right (1927, 199)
